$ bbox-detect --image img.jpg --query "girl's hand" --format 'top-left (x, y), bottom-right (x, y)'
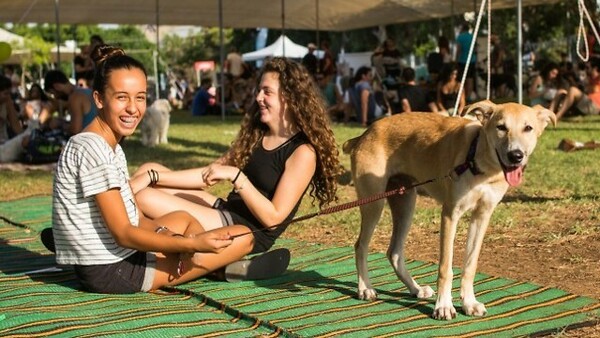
top-left (129, 172), bottom-right (152, 194)
top-left (201, 164), bottom-right (238, 187)
top-left (192, 231), bottom-right (233, 253)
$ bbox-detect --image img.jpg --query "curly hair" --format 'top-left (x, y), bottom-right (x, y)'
top-left (224, 57), bottom-right (342, 208)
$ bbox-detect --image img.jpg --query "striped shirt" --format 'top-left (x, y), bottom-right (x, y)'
top-left (52, 132), bottom-right (138, 265)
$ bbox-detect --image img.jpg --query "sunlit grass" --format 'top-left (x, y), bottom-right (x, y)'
top-left (1, 110), bottom-right (599, 240)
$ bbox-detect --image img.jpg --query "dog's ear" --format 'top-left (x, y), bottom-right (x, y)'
top-left (531, 104), bottom-right (557, 131)
top-left (463, 100), bottom-right (496, 124)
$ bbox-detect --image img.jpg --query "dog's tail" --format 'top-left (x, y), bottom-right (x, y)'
top-left (342, 136), bottom-right (361, 154)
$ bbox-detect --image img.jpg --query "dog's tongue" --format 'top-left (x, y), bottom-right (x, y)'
top-left (504, 166), bottom-right (523, 187)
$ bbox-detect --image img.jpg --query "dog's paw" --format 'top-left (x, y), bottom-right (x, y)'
top-left (357, 288), bottom-right (378, 301)
top-left (413, 285), bottom-right (435, 299)
top-left (462, 301), bottom-right (487, 317)
top-left (432, 305), bottom-right (457, 320)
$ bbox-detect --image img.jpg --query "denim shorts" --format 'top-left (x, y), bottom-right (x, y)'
top-left (74, 251), bottom-right (156, 294)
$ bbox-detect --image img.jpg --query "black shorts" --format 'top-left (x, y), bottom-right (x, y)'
top-left (216, 205), bottom-right (275, 255)
top-left (74, 251), bottom-right (156, 294)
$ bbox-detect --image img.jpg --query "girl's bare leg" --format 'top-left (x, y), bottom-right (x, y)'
top-left (151, 224), bottom-right (254, 289)
top-left (136, 188), bottom-right (223, 229)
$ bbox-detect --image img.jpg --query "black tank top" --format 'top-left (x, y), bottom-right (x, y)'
top-left (224, 132), bottom-right (309, 245)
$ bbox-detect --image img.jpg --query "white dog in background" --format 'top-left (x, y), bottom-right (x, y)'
top-left (140, 99), bottom-right (171, 147)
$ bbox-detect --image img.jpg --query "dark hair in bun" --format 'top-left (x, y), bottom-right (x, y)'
top-left (91, 44), bottom-right (147, 95)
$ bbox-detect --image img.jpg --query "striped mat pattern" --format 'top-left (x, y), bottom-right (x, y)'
top-left (1, 196), bottom-right (599, 337)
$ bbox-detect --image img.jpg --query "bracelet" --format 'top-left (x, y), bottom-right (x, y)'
top-left (147, 169), bottom-right (159, 186)
top-left (233, 174), bottom-right (247, 193)
top-left (155, 226), bottom-right (169, 234)
top-left (232, 169), bottom-right (242, 184)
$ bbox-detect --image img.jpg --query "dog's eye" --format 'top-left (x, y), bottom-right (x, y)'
top-left (496, 124), bottom-right (508, 132)
top-left (523, 125), bottom-right (533, 132)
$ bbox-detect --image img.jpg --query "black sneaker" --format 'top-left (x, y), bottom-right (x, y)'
top-left (225, 248), bottom-right (290, 282)
top-left (40, 227), bottom-right (56, 253)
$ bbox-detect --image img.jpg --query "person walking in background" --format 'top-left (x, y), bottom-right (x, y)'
top-left (381, 38), bottom-right (403, 88)
top-left (49, 45), bottom-right (235, 294)
top-left (456, 23), bottom-right (477, 102)
top-left (302, 42), bottom-right (318, 79)
top-left (319, 40), bottom-right (336, 78)
top-left (225, 46), bottom-right (244, 80)
top-left (131, 57), bottom-right (342, 282)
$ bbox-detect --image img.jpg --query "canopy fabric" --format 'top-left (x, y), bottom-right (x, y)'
top-left (0, 0), bottom-right (560, 31)
top-left (242, 35), bottom-right (309, 62)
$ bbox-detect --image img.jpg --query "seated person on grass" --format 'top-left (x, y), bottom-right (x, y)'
top-left (552, 58), bottom-right (600, 120)
top-left (46, 45), bottom-right (238, 294)
top-left (397, 67), bottom-right (438, 113)
top-left (131, 57), bottom-right (342, 282)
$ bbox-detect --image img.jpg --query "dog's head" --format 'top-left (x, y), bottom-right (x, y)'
top-left (465, 100), bottom-right (556, 187)
top-left (148, 99), bottom-right (172, 115)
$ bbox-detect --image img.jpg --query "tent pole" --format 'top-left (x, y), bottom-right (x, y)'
top-left (219, 0), bottom-right (225, 120)
top-left (281, 0), bottom-right (285, 56)
top-left (54, 0), bottom-right (61, 66)
top-left (316, 0), bottom-right (320, 61)
top-left (154, 0), bottom-right (160, 100)
top-left (517, 0), bottom-right (523, 104)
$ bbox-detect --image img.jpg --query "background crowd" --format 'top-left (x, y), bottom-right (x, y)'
top-left (2, 19), bottom-right (600, 165)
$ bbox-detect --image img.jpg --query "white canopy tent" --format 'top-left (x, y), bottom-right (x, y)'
top-left (242, 35), bottom-right (310, 62)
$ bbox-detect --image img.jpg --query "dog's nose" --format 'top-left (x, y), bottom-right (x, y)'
top-left (507, 150), bottom-right (524, 164)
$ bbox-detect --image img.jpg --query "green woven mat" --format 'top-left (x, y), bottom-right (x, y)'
top-left (1, 196), bottom-right (599, 337)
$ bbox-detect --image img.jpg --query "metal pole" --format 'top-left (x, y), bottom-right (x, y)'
top-left (54, 0), bottom-right (61, 66)
top-left (281, 0), bottom-right (285, 56)
top-left (154, 0), bottom-right (160, 100)
top-left (517, 0), bottom-right (523, 103)
top-left (316, 0), bottom-right (320, 55)
top-left (219, 0), bottom-right (225, 120)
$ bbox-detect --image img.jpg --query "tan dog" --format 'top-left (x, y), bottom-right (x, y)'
top-left (342, 100), bottom-right (556, 320)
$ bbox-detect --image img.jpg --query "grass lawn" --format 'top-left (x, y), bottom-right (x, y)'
top-left (1, 106), bottom-right (600, 336)
top-left (1, 107), bottom-right (599, 313)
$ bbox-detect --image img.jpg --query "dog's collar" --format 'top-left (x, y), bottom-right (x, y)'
top-left (453, 132), bottom-right (484, 177)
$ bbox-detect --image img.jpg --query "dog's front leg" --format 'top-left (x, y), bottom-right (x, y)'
top-left (432, 206), bottom-right (460, 320)
top-left (460, 204), bottom-right (494, 317)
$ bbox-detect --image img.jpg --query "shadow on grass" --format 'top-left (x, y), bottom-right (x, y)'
top-left (249, 269), bottom-right (434, 317)
top-left (0, 236), bottom-right (80, 290)
top-left (503, 193), bottom-right (598, 203)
